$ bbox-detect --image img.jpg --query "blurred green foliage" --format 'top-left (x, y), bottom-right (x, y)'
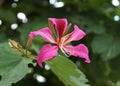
top-left (0, 0), bottom-right (120, 86)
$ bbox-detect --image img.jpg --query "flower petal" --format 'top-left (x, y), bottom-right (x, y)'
top-left (29, 27), bottom-right (56, 43)
top-left (63, 44), bottom-right (90, 63)
top-left (37, 44), bottom-right (58, 67)
top-left (48, 18), bottom-right (68, 39)
top-left (63, 25), bottom-right (86, 44)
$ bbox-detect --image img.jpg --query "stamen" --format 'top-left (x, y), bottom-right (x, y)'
top-left (48, 19), bottom-right (54, 33)
top-left (53, 25), bottom-right (58, 40)
top-left (48, 19), bottom-right (58, 41)
top-left (60, 46), bottom-right (70, 57)
top-left (64, 23), bottom-right (72, 35)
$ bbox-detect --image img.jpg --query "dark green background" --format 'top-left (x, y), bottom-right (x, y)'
top-left (0, 0), bottom-right (120, 86)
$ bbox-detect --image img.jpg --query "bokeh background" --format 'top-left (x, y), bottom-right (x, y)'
top-left (0, 0), bottom-right (120, 86)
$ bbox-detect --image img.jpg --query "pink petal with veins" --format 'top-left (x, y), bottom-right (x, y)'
top-left (37, 44), bottom-right (58, 67)
top-left (48, 18), bottom-right (68, 39)
top-left (29, 27), bottom-right (56, 43)
top-left (63, 25), bottom-right (86, 44)
top-left (63, 44), bottom-right (90, 63)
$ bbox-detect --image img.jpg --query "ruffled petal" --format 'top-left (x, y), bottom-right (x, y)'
top-left (37, 44), bottom-right (58, 67)
top-left (29, 27), bottom-right (56, 43)
top-left (63, 44), bottom-right (90, 63)
top-left (63, 25), bottom-right (86, 44)
top-left (48, 18), bottom-right (68, 40)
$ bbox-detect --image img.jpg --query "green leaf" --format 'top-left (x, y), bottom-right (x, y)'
top-left (92, 34), bottom-right (120, 61)
top-left (0, 42), bottom-right (35, 86)
top-left (46, 55), bottom-right (90, 86)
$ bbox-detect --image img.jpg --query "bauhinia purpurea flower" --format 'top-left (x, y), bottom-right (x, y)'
top-left (27, 18), bottom-right (90, 67)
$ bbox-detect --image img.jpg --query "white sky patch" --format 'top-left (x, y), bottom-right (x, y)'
top-left (17, 12), bottom-right (26, 20)
top-left (17, 12), bottom-right (28, 23)
top-left (49, 0), bottom-right (64, 8)
top-left (11, 23), bottom-right (18, 30)
top-left (34, 74), bottom-right (46, 83)
top-left (54, 2), bottom-right (64, 8)
top-left (11, 3), bottom-right (17, 8)
top-left (22, 18), bottom-right (28, 23)
top-left (49, 0), bottom-right (56, 5)
top-left (114, 15), bottom-right (120, 21)
top-left (0, 20), bottom-right (2, 26)
top-left (112, 0), bottom-right (120, 6)
top-left (45, 64), bottom-right (50, 70)
top-left (14, 0), bottom-right (19, 2)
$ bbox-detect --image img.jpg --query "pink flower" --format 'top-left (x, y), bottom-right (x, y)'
top-left (29, 18), bottom-right (90, 67)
